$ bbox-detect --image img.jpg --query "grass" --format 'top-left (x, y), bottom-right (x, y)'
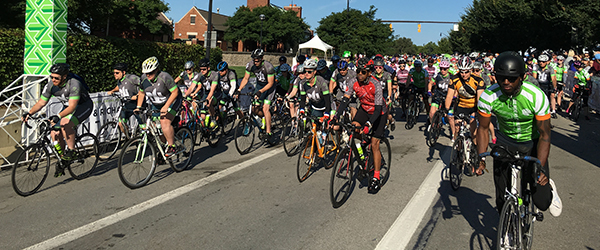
top-left (229, 66), bottom-right (255, 78)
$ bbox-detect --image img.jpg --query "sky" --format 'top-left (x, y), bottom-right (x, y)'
top-left (162, 0), bottom-right (474, 46)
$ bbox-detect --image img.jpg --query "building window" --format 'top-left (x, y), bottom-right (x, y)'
top-left (190, 15), bottom-right (196, 25)
top-left (188, 34), bottom-right (196, 39)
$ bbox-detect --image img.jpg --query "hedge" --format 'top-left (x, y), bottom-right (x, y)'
top-left (0, 28), bottom-right (222, 93)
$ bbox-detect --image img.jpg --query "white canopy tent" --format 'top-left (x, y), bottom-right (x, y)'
top-left (293, 35), bottom-right (335, 66)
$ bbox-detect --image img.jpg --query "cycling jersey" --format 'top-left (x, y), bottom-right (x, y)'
top-left (317, 69), bottom-right (333, 83)
top-left (345, 76), bottom-right (385, 115)
top-left (372, 71), bottom-right (392, 96)
top-left (535, 65), bottom-right (556, 88)
top-left (117, 74), bottom-right (141, 100)
top-left (178, 71), bottom-right (201, 89)
top-left (408, 68), bottom-right (429, 88)
top-left (246, 60), bottom-right (275, 87)
top-left (478, 81), bottom-right (550, 142)
top-left (396, 68), bottom-right (409, 85)
top-left (574, 69), bottom-right (590, 87)
top-left (199, 71), bottom-right (218, 97)
top-left (554, 64), bottom-right (567, 82)
top-left (140, 71), bottom-right (180, 106)
top-left (331, 68), bottom-right (357, 96)
top-left (449, 74), bottom-right (485, 108)
top-left (41, 77), bottom-right (91, 105)
top-left (299, 75), bottom-right (331, 114)
top-left (423, 65), bottom-right (439, 79)
top-left (215, 70), bottom-right (237, 97)
top-left (434, 73), bottom-right (451, 93)
top-left (276, 74), bottom-right (294, 92)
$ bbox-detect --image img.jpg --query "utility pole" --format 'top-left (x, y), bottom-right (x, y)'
top-left (206, 0), bottom-right (213, 60)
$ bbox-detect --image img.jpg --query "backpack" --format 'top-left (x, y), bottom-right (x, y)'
top-left (68, 73), bottom-right (91, 92)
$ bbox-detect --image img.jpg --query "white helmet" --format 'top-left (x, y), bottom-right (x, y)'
top-left (538, 54), bottom-right (550, 62)
top-left (142, 56), bottom-right (159, 73)
top-left (303, 59), bottom-right (318, 69)
top-left (469, 52), bottom-right (479, 59)
top-left (457, 56), bottom-right (473, 70)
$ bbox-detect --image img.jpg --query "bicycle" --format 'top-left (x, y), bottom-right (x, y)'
top-left (281, 99), bottom-right (305, 156)
top-left (426, 104), bottom-right (448, 147)
top-left (448, 113), bottom-right (479, 190)
top-left (296, 114), bottom-right (340, 182)
top-left (117, 107), bottom-right (194, 189)
top-left (12, 115), bottom-right (99, 196)
top-left (188, 98), bottom-right (224, 148)
top-left (480, 146), bottom-right (545, 250)
top-left (330, 121), bottom-right (392, 208)
top-left (96, 94), bottom-right (140, 160)
top-left (568, 86), bottom-right (587, 121)
top-left (405, 86), bottom-right (425, 130)
top-left (233, 93), bottom-right (280, 155)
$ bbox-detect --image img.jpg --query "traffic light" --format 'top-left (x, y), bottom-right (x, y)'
top-left (418, 23), bottom-right (421, 33)
top-left (389, 23), bottom-right (393, 31)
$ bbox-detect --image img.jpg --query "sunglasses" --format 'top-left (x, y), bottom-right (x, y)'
top-left (253, 60), bottom-right (261, 63)
top-left (460, 70), bottom-right (471, 74)
top-left (338, 68), bottom-right (348, 71)
top-left (473, 69), bottom-right (481, 72)
top-left (496, 75), bottom-right (519, 83)
top-left (50, 76), bottom-right (61, 80)
top-left (305, 70), bottom-right (315, 74)
top-left (374, 66), bottom-right (383, 69)
top-left (440, 67), bottom-right (449, 71)
top-left (357, 69), bottom-right (369, 75)
top-left (113, 71), bottom-right (121, 75)
top-left (186, 68), bottom-right (193, 71)
top-left (199, 68), bottom-right (208, 71)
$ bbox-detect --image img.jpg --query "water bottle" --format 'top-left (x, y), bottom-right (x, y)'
top-left (356, 141), bottom-right (365, 160)
top-left (254, 115), bottom-right (263, 129)
top-left (317, 131), bottom-right (323, 145)
top-left (321, 131), bottom-right (327, 145)
top-left (442, 116), bottom-right (447, 125)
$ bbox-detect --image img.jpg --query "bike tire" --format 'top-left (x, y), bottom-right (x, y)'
top-left (296, 135), bottom-right (315, 182)
top-left (323, 131), bottom-right (340, 170)
top-left (96, 121), bottom-right (123, 161)
top-left (234, 116), bottom-right (256, 155)
top-left (118, 136), bottom-right (157, 189)
top-left (282, 117), bottom-right (302, 156)
top-left (449, 138), bottom-right (463, 191)
top-left (330, 148), bottom-right (353, 208)
top-left (68, 133), bottom-right (99, 180)
top-left (11, 144), bottom-right (50, 196)
top-left (497, 198), bottom-right (523, 250)
top-left (206, 121), bottom-right (224, 148)
top-left (223, 113), bottom-right (236, 136)
top-left (570, 97), bottom-right (581, 121)
top-left (171, 127), bottom-right (194, 172)
top-left (427, 111), bottom-right (442, 147)
top-left (378, 138), bottom-right (392, 186)
top-left (405, 100), bottom-right (417, 130)
top-left (523, 199), bottom-right (536, 250)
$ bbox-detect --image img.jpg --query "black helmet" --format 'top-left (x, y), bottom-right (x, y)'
top-left (198, 58), bottom-right (210, 68)
top-left (374, 58), bottom-right (385, 67)
top-left (331, 55), bottom-right (341, 62)
top-left (494, 51), bottom-right (525, 77)
top-left (50, 63), bottom-right (70, 76)
top-left (356, 58), bottom-right (372, 71)
top-left (113, 63), bottom-right (128, 71)
top-left (251, 49), bottom-right (264, 59)
top-left (296, 54), bottom-right (306, 63)
top-left (279, 56), bottom-right (287, 63)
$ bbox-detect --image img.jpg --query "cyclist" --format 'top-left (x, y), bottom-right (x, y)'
top-left (106, 62), bottom-right (143, 134)
top-left (424, 57), bottom-right (439, 81)
top-left (476, 51), bottom-right (562, 217)
top-left (275, 56), bottom-right (287, 75)
top-left (175, 61), bottom-right (201, 97)
top-left (405, 59), bottom-right (430, 118)
top-left (215, 61), bottom-right (244, 120)
top-left (333, 58), bottom-right (388, 193)
top-left (427, 59), bottom-right (452, 132)
top-left (472, 61), bottom-right (496, 143)
top-left (341, 51), bottom-right (356, 71)
top-left (190, 58), bottom-right (219, 127)
top-left (534, 54), bottom-right (558, 118)
top-left (445, 56), bottom-right (485, 144)
top-left (396, 59), bottom-right (409, 118)
top-left (135, 56), bottom-right (183, 157)
top-left (329, 60), bottom-right (358, 118)
top-left (316, 59), bottom-right (332, 82)
top-left (234, 49), bottom-right (277, 142)
top-left (298, 59), bottom-right (333, 131)
top-left (566, 61), bottom-right (591, 120)
top-left (554, 55), bottom-right (568, 112)
top-left (329, 55), bottom-right (341, 73)
top-left (372, 58), bottom-right (395, 131)
top-left (285, 64), bottom-right (305, 119)
top-left (293, 54), bottom-right (306, 76)
top-left (22, 63), bottom-right (93, 176)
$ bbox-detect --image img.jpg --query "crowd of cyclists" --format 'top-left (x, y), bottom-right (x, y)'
top-left (22, 45), bottom-right (600, 245)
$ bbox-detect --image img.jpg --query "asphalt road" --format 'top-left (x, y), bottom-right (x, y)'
top-left (0, 109), bottom-right (598, 250)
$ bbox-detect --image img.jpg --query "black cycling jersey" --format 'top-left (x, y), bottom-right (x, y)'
top-left (140, 71), bottom-right (180, 105)
top-left (41, 77), bottom-right (91, 105)
top-left (117, 74), bottom-right (141, 100)
top-left (245, 60), bottom-right (275, 87)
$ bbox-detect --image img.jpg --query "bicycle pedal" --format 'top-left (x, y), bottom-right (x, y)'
top-left (535, 212), bottom-right (544, 222)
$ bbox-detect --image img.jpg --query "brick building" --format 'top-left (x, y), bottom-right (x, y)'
top-left (173, 6), bottom-right (230, 51)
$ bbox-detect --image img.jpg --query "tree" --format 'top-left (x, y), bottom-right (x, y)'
top-left (0, 0), bottom-right (26, 29)
top-left (224, 6), bottom-right (309, 51)
top-left (316, 6), bottom-right (393, 56)
top-left (389, 37), bottom-right (417, 55)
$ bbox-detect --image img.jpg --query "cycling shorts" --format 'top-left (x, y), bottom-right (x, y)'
top-left (254, 84), bottom-right (276, 105)
top-left (353, 107), bottom-right (387, 139)
top-left (62, 99), bottom-right (93, 127)
top-left (430, 90), bottom-right (447, 108)
top-left (453, 106), bottom-right (476, 121)
top-left (151, 96), bottom-right (182, 117)
top-left (119, 100), bottom-right (143, 124)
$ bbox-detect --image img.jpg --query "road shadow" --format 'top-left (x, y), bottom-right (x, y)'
top-left (549, 113), bottom-right (600, 168)
top-left (186, 142), bottom-right (229, 170)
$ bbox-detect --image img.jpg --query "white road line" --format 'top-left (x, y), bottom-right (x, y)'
top-left (375, 148), bottom-right (450, 250)
top-left (25, 148), bottom-right (284, 250)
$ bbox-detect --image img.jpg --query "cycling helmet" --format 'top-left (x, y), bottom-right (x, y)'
top-left (279, 63), bottom-right (291, 72)
top-left (303, 59), bottom-right (318, 69)
top-left (251, 48), bottom-right (264, 59)
top-left (406, 57), bottom-right (413, 62)
top-left (356, 58), bottom-right (372, 71)
top-left (198, 58), bottom-right (210, 68)
top-left (573, 61), bottom-right (583, 68)
top-left (526, 55), bottom-right (534, 62)
top-left (494, 51), bottom-right (525, 77)
top-left (184, 61), bottom-right (195, 70)
top-left (113, 63), bottom-right (128, 72)
top-left (373, 58), bottom-right (385, 67)
top-left (337, 60), bottom-right (349, 70)
top-left (469, 52), bottom-right (479, 59)
top-left (457, 56), bottom-right (473, 70)
top-left (279, 56), bottom-right (287, 63)
top-left (538, 54), bottom-right (550, 62)
top-left (427, 58), bottom-right (435, 63)
top-left (414, 60), bottom-right (423, 67)
top-left (317, 59), bottom-right (327, 70)
top-left (296, 64), bottom-right (305, 74)
top-left (557, 55), bottom-right (565, 60)
top-left (483, 57), bottom-right (491, 62)
top-left (342, 51), bottom-right (352, 58)
top-left (398, 59), bottom-right (406, 65)
top-left (473, 61), bottom-right (483, 69)
top-left (595, 54), bottom-right (600, 60)
top-left (142, 56), bottom-right (159, 73)
top-left (217, 61), bottom-right (228, 71)
top-left (331, 55), bottom-right (341, 62)
top-left (439, 60), bottom-right (450, 68)
top-left (50, 63), bottom-right (70, 76)
top-left (296, 54), bottom-right (306, 63)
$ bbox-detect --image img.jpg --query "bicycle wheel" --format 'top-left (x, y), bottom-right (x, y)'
top-left (497, 198), bottom-right (523, 250)
top-left (522, 199), bottom-right (536, 250)
top-left (405, 100), bottom-right (416, 130)
top-left (323, 131), bottom-right (340, 169)
top-left (234, 116), bottom-right (256, 155)
top-left (96, 121), bottom-right (122, 161)
top-left (282, 117), bottom-right (302, 156)
top-left (427, 111), bottom-right (442, 147)
top-left (296, 135), bottom-right (315, 182)
top-left (206, 121), bottom-right (224, 148)
top-left (378, 138), bottom-right (392, 186)
top-left (118, 136), bottom-right (157, 189)
top-left (12, 144), bottom-right (50, 196)
top-left (223, 113), bottom-right (236, 136)
top-left (171, 127), bottom-right (194, 172)
top-left (449, 138), bottom-right (463, 190)
top-left (330, 148), bottom-right (353, 208)
top-left (68, 133), bottom-right (99, 180)
top-left (570, 97), bottom-right (581, 121)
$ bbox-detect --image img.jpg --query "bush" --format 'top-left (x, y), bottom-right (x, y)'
top-left (0, 29), bottom-right (222, 93)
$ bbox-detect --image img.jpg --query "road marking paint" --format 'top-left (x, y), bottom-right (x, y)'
top-left (375, 148), bottom-right (450, 250)
top-left (25, 148), bottom-right (284, 250)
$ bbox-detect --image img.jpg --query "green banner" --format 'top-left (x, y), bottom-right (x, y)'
top-left (24, 0), bottom-right (67, 75)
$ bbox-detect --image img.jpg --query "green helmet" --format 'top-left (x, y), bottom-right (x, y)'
top-left (342, 51), bottom-right (352, 58)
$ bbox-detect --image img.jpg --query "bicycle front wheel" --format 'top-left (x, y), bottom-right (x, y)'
top-left (296, 135), bottom-right (315, 182)
top-left (206, 122), bottom-right (224, 148)
top-left (234, 117), bottom-right (256, 155)
top-left (427, 111), bottom-right (442, 147)
top-left (378, 138), bottom-right (392, 186)
top-left (330, 148), bottom-right (353, 208)
top-left (96, 121), bottom-right (122, 160)
top-left (118, 136), bottom-right (157, 189)
top-left (223, 113), bottom-right (237, 136)
top-left (497, 198), bottom-right (523, 250)
top-left (171, 127), bottom-right (194, 172)
top-left (449, 138), bottom-right (463, 191)
top-left (68, 133), bottom-right (99, 180)
top-left (282, 117), bottom-right (302, 156)
top-left (12, 144), bottom-right (50, 196)
top-left (323, 131), bottom-right (340, 169)
top-left (570, 97), bottom-right (581, 121)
